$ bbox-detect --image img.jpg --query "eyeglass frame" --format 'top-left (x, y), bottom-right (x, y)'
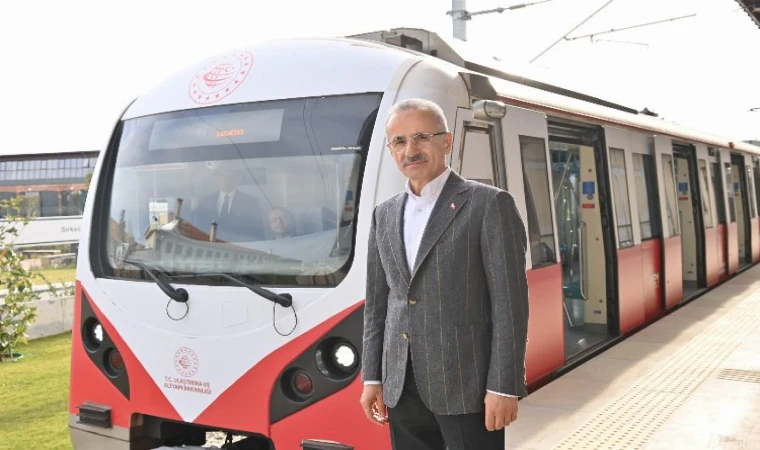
top-left (386, 131), bottom-right (449, 155)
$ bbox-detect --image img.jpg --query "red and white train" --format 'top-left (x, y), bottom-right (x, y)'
top-left (69, 28), bottom-right (760, 449)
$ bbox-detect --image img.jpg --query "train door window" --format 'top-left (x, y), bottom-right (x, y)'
top-left (698, 159), bottom-right (714, 228)
top-left (609, 148), bottom-right (633, 247)
top-left (725, 163), bottom-right (736, 222)
top-left (712, 162), bottom-right (726, 225)
top-left (519, 135), bottom-right (556, 266)
top-left (662, 154), bottom-right (680, 236)
top-left (457, 125), bottom-right (498, 187)
top-left (633, 153), bottom-right (661, 240)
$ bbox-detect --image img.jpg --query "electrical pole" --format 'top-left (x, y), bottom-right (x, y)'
top-left (449, 0), bottom-right (555, 41)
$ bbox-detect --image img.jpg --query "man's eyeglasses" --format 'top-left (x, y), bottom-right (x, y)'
top-left (386, 132), bottom-right (447, 155)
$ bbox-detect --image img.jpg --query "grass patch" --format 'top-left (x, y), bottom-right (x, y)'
top-left (31, 267), bottom-right (76, 286)
top-left (0, 332), bottom-right (72, 450)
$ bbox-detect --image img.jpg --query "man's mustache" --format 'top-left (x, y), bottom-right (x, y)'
top-left (403, 153), bottom-right (428, 166)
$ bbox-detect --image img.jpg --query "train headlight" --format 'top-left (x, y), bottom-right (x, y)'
top-left (315, 339), bottom-right (359, 378)
top-left (332, 342), bottom-right (357, 373)
top-left (83, 318), bottom-right (104, 352)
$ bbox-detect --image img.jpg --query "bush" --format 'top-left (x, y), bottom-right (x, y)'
top-left (0, 197), bottom-right (38, 362)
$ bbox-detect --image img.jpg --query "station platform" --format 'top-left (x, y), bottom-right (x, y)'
top-left (506, 264), bottom-right (760, 449)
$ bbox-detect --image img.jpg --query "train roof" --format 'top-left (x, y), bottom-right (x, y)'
top-left (350, 28), bottom-right (760, 155)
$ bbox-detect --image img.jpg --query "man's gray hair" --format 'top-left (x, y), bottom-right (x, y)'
top-left (385, 98), bottom-right (449, 133)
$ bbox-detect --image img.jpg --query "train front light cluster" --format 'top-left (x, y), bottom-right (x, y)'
top-left (79, 293), bottom-right (131, 399)
top-left (271, 306), bottom-right (365, 423)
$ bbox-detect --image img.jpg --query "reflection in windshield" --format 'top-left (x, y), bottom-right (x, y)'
top-left (103, 94), bottom-right (380, 286)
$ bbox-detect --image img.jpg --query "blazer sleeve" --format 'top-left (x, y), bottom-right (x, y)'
top-left (480, 190), bottom-right (530, 397)
top-left (361, 207), bottom-right (390, 383)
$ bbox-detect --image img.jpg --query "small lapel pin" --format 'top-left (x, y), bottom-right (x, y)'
top-left (450, 203), bottom-right (456, 210)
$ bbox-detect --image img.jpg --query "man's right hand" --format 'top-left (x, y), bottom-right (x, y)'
top-left (360, 384), bottom-right (388, 425)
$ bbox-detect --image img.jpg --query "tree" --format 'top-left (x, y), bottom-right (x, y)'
top-left (0, 196), bottom-right (38, 361)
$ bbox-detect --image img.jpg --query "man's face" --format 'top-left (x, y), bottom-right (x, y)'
top-left (386, 109), bottom-right (452, 185)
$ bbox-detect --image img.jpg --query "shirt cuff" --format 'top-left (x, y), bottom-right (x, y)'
top-left (487, 390), bottom-right (517, 397)
top-left (364, 381), bottom-right (382, 385)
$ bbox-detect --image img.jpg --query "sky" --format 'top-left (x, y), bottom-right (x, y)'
top-left (1, 0), bottom-right (759, 156)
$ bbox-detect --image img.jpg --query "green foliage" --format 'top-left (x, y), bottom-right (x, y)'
top-left (0, 197), bottom-right (38, 362)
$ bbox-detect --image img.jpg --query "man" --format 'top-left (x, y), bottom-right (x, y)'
top-left (359, 98), bottom-right (529, 450)
top-left (193, 168), bottom-right (265, 242)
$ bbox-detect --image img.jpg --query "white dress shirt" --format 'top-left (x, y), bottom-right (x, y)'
top-left (366, 167), bottom-right (515, 398)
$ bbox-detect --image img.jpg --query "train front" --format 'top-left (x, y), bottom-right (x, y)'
top-left (68, 37), bottom-right (410, 449)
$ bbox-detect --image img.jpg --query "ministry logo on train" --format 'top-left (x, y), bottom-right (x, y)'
top-left (189, 51), bottom-right (252, 105)
top-left (173, 347), bottom-right (199, 378)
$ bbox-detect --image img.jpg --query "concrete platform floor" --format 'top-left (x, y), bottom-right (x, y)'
top-left (506, 265), bottom-right (760, 450)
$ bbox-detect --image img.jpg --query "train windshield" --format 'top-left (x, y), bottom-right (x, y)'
top-left (102, 93), bottom-right (381, 286)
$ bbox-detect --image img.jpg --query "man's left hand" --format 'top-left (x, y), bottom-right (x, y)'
top-left (484, 392), bottom-right (518, 431)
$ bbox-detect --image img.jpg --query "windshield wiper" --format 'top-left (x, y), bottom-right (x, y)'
top-left (191, 273), bottom-right (292, 308)
top-left (117, 257), bottom-right (189, 303)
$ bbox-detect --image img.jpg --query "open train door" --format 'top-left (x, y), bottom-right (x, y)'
top-left (653, 136), bottom-right (682, 309)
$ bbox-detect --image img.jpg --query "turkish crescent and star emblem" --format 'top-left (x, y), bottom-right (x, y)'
top-left (189, 51), bottom-right (253, 105)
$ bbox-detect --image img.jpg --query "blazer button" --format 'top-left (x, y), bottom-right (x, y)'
top-left (402, 332), bottom-right (409, 339)
top-left (409, 297), bottom-right (417, 305)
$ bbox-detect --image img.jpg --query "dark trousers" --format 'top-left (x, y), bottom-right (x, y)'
top-left (388, 352), bottom-right (504, 450)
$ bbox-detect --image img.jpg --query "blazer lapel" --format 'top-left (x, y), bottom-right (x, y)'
top-left (391, 193), bottom-right (412, 284)
top-left (411, 172), bottom-right (470, 279)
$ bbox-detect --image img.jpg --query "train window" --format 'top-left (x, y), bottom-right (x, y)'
top-left (698, 159), bottom-right (714, 228)
top-left (661, 154), bottom-right (681, 236)
top-left (458, 125), bottom-right (497, 187)
top-left (712, 162), bottom-right (726, 224)
top-left (633, 154), bottom-right (661, 240)
top-left (747, 167), bottom-right (757, 218)
top-left (725, 163), bottom-right (736, 222)
top-left (609, 148), bottom-right (633, 247)
top-left (519, 135), bottom-right (556, 267)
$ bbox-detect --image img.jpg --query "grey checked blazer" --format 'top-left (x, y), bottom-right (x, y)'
top-left (362, 171), bottom-right (530, 416)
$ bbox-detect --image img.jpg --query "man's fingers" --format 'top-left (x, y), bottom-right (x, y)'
top-left (360, 397), bottom-right (374, 421)
top-left (511, 411), bottom-right (518, 423)
top-left (494, 415), bottom-right (506, 431)
top-left (485, 409), bottom-right (496, 431)
top-left (376, 394), bottom-right (387, 418)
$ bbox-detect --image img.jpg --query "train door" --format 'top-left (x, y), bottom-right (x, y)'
top-left (673, 144), bottom-right (706, 299)
top-left (500, 105), bottom-right (565, 382)
top-left (605, 126), bottom-right (652, 333)
top-left (742, 154), bottom-right (760, 263)
top-left (709, 149), bottom-right (730, 280)
top-left (547, 120), bottom-right (615, 361)
top-left (695, 145), bottom-right (720, 288)
top-left (653, 136), bottom-right (683, 309)
top-left (718, 149), bottom-right (739, 275)
top-left (631, 147), bottom-right (663, 322)
top-left (730, 153), bottom-right (752, 268)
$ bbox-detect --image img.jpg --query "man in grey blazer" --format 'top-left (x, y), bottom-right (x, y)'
top-left (359, 98), bottom-right (529, 449)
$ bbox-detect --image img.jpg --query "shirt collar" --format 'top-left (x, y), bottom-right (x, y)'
top-left (404, 167), bottom-right (451, 201)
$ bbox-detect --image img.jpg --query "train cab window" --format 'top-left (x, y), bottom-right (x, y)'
top-left (519, 135), bottom-right (556, 266)
top-left (609, 148), bottom-right (633, 247)
top-left (725, 163), bottom-right (737, 222)
top-left (698, 159), bottom-right (714, 228)
top-left (662, 154), bottom-right (681, 236)
top-left (633, 153), bottom-right (661, 240)
top-left (712, 162), bottom-right (727, 224)
top-left (458, 125), bottom-right (498, 187)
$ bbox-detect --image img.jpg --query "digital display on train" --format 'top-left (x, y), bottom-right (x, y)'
top-left (147, 109), bottom-right (285, 151)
